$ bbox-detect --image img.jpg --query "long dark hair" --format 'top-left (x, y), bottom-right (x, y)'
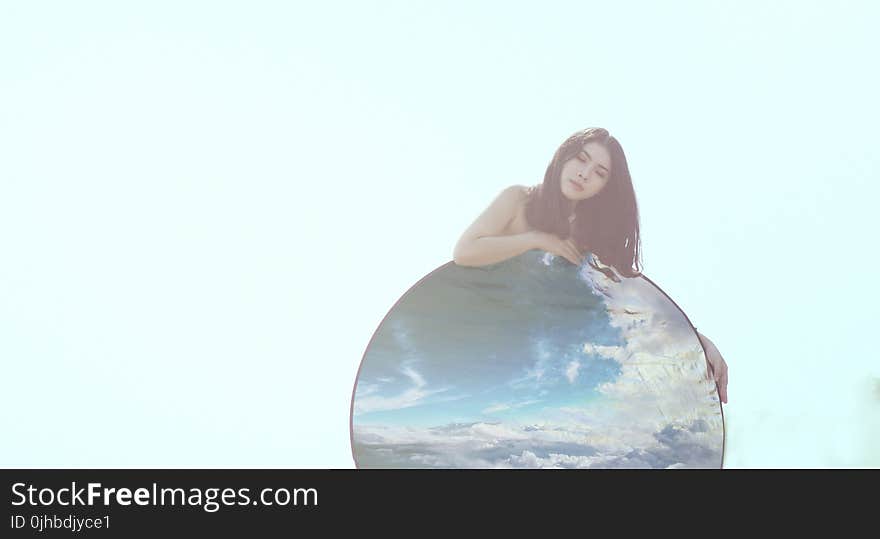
top-left (524, 127), bottom-right (643, 278)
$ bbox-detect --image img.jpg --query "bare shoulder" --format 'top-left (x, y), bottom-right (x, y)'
top-left (512, 184), bottom-right (531, 198)
top-left (486, 184), bottom-right (528, 213)
top-left (495, 184), bottom-right (531, 219)
top-left (496, 184), bottom-right (533, 235)
top-left (504, 184), bottom-right (531, 205)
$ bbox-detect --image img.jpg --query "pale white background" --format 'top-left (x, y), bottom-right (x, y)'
top-left (1, 0), bottom-right (877, 467)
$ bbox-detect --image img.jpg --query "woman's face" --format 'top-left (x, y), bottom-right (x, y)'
top-left (559, 140), bottom-right (612, 202)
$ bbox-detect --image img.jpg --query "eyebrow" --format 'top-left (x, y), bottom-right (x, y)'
top-left (581, 150), bottom-right (610, 173)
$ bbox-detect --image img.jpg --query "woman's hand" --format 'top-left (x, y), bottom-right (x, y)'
top-left (698, 333), bottom-right (729, 404)
top-left (532, 231), bottom-right (585, 266)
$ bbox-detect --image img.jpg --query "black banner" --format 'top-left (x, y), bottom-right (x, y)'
top-left (1, 469), bottom-right (872, 535)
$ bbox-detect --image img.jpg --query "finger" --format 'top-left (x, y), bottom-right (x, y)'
top-left (714, 370), bottom-right (728, 403)
top-left (562, 247), bottom-right (580, 265)
top-left (556, 249), bottom-right (576, 265)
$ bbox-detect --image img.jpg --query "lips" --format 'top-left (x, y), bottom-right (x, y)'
top-left (569, 179), bottom-right (584, 192)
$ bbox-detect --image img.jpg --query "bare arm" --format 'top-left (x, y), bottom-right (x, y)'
top-left (453, 186), bottom-right (540, 267)
top-left (453, 185), bottom-right (585, 267)
top-left (454, 232), bottom-right (541, 267)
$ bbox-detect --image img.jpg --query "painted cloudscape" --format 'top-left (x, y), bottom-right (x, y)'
top-left (351, 250), bottom-right (724, 468)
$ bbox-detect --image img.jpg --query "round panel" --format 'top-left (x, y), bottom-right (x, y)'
top-left (351, 250), bottom-right (725, 468)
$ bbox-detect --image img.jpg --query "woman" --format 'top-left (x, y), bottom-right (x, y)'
top-left (453, 127), bottom-right (728, 403)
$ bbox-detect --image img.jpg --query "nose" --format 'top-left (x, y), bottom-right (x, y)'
top-left (577, 164), bottom-right (594, 180)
